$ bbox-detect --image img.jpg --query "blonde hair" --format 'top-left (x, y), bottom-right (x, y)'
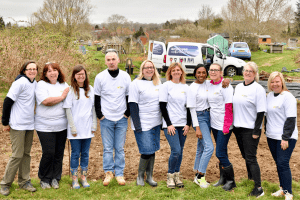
top-left (267, 71), bottom-right (287, 93)
top-left (166, 62), bottom-right (186, 84)
top-left (137, 60), bottom-right (161, 86)
top-left (244, 62), bottom-right (259, 82)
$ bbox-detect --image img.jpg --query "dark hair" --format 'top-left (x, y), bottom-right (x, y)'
top-left (71, 64), bottom-right (90, 99)
top-left (40, 63), bottom-right (65, 83)
top-left (19, 60), bottom-right (37, 75)
top-left (193, 64), bottom-right (208, 78)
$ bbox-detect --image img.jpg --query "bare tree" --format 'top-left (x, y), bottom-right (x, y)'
top-left (198, 4), bottom-right (214, 30)
top-left (106, 14), bottom-right (128, 36)
top-left (31, 0), bottom-right (93, 36)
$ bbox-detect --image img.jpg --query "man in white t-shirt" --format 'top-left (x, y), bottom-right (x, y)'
top-left (94, 49), bottom-right (131, 186)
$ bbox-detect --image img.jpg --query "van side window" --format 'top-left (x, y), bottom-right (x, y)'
top-left (153, 43), bottom-right (164, 55)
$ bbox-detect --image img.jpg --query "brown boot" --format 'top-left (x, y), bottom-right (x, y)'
top-left (167, 173), bottom-right (175, 189)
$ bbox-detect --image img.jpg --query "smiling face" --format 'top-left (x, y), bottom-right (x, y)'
top-left (24, 63), bottom-right (37, 81)
top-left (46, 66), bottom-right (59, 84)
top-left (105, 52), bottom-right (120, 70)
top-left (243, 65), bottom-right (255, 83)
top-left (209, 64), bottom-right (222, 81)
top-left (75, 69), bottom-right (86, 87)
top-left (142, 61), bottom-right (155, 79)
top-left (270, 76), bottom-right (283, 93)
top-left (195, 67), bottom-right (207, 84)
top-left (171, 66), bottom-right (182, 81)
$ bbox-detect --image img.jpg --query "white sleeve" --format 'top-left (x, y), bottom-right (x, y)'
top-left (35, 81), bottom-right (49, 105)
top-left (190, 107), bottom-right (199, 127)
top-left (89, 86), bottom-right (95, 106)
top-left (284, 93), bottom-right (297, 118)
top-left (187, 84), bottom-right (197, 108)
top-left (63, 88), bottom-right (74, 109)
top-left (128, 81), bottom-right (139, 103)
top-left (221, 84), bottom-right (233, 104)
top-left (65, 108), bottom-right (77, 134)
top-left (159, 82), bottom-right (168, 102)
top-left (92, 106), bottom-right (97, 131)
top-left (256, 85), bottom-right (267, 112)
top-left (6, 79), bottom-right (24, 101)
top-left (93, 75), bottom-right (101, 96)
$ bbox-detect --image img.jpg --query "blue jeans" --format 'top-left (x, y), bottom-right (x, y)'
top-left (100, 116), bottom-right (128, 176)
top-left (70, 138), bottom-right (92, 171)
top-left (164, 127), bottom-right (187, 173)
top-left (212, 128), bottom-right (232, 168)
top-left (194, 110), bottom-right (214, 174)
top-left (267, 137), bottom-right (297, 194)
top-left (134, 125), bottom-right (161, 155)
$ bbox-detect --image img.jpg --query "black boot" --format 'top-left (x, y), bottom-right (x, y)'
top-left (137, 157), bottom-right (149, 186)
top-left (222, 164), bottom-right (236, 191)
top-left (213, 163), bottom-right (226, 187)
top-left (145, 155), bottom-right (157, 187)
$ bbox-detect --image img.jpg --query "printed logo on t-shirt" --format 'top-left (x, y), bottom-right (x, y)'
top-left (181, 91), bottom-right (185, 93)
top-left (155, 89), bottom-right (159, 91)
top-left (273, 106), bottom-right (280, 109)
top-left (117, 86), bottom-right (124, 89)
top-left (242, 94), bottom-right (248, 97)
top-left (213, 92), bottom-right (219, 95)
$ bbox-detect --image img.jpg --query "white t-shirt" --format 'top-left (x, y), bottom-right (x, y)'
top-left (266, 91), bottom-right (298, 140)
top-left (233, 82), bottom-right (266, 129)
top-left (159, 81), bottom-right (189, 128)
top-left (63, 86), bottom-right (95, 139)
top-left (7, 77), bottom-right (37, 130)
top-left (35, 80), bottom-right (69, 132)
top-left (94, 69), bottom-right (131, 121)
top-left (129, 79), bottom-right (162, 131)
top-left (207, 80), bottom-right (233, 130)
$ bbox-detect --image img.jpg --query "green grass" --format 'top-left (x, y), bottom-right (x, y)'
top-left (1, 177), bottom-right (300, 199)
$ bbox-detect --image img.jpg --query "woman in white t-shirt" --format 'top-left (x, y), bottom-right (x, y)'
top-left (266, 72), bottom-right (297, 200)
top-left (0, 61), bottom-right (38, 196)
top-left (35, 63), bottom-right (69, 190)
top-left (159, 62), bottom-right (191, 189)
top-left (129, 60), bottom-right (162, 187)
top-left (232, 62), bottom-right (266, 197)
top-left (207, 63), bottom-right (235, 191)
top-left (63, 65), bottom-right (97, 189)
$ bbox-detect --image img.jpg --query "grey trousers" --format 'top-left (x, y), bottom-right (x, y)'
top-left (0, 129), bottom-right (34, 187)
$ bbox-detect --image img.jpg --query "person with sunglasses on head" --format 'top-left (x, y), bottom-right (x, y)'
top-left (129, 60), bottom-right (161, 187)
top-left (159, 62), bottom-right (191, 189)
top-left (35, 62), bottom-right (69, 190)
top-left (232, 62), bottom-right (266, 198)
top-left (94, 49), bottom-right (131, 186)
top-left (63, 65), bottom-right (97, 189)
top-left (265, 72), bottom-right (297, 200)
top-left (0, 61), bottom-right (38, 196)
top-left (207, 63), bottom-right (235, 191)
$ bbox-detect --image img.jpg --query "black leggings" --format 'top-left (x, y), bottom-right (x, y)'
top-left (141, 153), bottom-right (155, 159)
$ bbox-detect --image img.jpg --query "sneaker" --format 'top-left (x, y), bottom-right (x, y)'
top-left (249, 187), bottom-right (264, 198)
top-left (20, 182), bottom-right (37, 192)
top-left (194, 176), bottom-right (210, 188)
top-left (40, 181), bottom-right (51, 189)
top-left (285, 192), bottom-right (293, 200)
top-left (116, 176), bottom-right (126, 186)
top-left (272, 187), bottom-right (284, 197)
top-left (103, 171), bottom-right (114, 186)
top-left (0, 186), bottom-right (10, 196)
top-left (51, 179), bottom-right (59, 189)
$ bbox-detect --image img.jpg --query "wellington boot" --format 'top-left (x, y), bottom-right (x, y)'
top-left (136, 157), bottom-right (149, 186)
top-left (213, 163), bottom-right (226, 187)
top-left (145, 155), bottom-right (157, 187)
top-left (222, 164), bottom-right (236, 191)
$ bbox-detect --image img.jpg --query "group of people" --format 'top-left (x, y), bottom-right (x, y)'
top-left (0, 49), bottom-right (297, 200)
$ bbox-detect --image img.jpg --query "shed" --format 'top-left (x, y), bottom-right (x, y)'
top-left (258, 35), bottom-right (271, 44)
top-left (288, 38), bottom-right (298, 47)
top-left (207, 34), bottom-right (229, 55)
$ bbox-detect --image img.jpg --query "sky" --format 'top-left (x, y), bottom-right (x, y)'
top-left (0, 0), bottom-right (298, 26)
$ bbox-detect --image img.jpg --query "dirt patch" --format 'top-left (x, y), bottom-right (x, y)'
top-left (0, 100), bottom-right (300, 184)
top-left (262, 63), bottom-right (272, 67)
top-left (274, 57), bottom-right (284, 61)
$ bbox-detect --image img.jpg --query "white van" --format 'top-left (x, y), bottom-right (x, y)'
top-left (148, 41), bottom-right (246, 76)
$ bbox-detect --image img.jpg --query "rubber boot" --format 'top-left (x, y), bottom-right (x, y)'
top-left (81, 169), bottom-right (90, 188)
top-left (145, 155), bottom-right (157, 187)
top-left (136, 156), bottom-right (149, 186)
top-left (222, 164), bottom-right (236, 191)
top-left (213, 163), bottom-right (226, 187)
top-left (71, 169), bottom-right (80, 189)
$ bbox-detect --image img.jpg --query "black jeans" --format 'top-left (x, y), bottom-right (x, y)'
top-left (234, 127), bottom-right (261, 187)
top-left (37, 130), bottom-right (67, 183)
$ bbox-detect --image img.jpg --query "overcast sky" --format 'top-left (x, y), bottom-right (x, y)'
top-left (1, 0), bottom-right (298, 26)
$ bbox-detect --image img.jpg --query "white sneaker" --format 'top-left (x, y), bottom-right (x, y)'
top-left (272, 187), bottom-right (284, 197)
top-left (194, 176), bottom-right (210, 188)
top-left (285, 192), bottom-right (293, 200)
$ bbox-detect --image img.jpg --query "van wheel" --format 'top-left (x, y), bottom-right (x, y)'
top-left (226, 66), bottom-right (237, 77)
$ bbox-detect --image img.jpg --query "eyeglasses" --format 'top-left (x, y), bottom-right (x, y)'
top-left (244, 70), bottom-right (254, 73)
top-left (25, 68), bottom-right (37, 71)
top-left (75, 73), bottom-right (85, 77)
top-left (209, 69), bottom-right (221, 72)
top-left (143, 67), bottom-right (154, 70)
top-left (105, 49), bottom-right (118, 55)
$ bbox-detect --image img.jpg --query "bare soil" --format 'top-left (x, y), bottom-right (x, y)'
top-left (0, 101), bottom-right (300, 184)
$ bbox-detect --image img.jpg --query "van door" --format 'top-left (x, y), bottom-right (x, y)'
top-left (148, 40), bottom-right (166, 73)
top-left (213, 47), bottom-right (224, 69)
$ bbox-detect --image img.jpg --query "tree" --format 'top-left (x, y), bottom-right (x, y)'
top-left (133, 26), bottom-right (145, 39)
top-left (198, 4), bottom-right (214, 30)
top-left (31, 0), bottom-right (93, 36)
top-left (106, 14), bottom-right (128, 35)
top-left (95, 25), bottom-right (99, 30)
top-left (295, 0), bottom-right (300, 35)
top-left (0, 17), bottom-right (5, 30)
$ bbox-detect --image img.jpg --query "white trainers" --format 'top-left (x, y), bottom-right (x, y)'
top-left (193, 176), bottom-right (210, 188)
top-left (272, 187), bottom-right (284, 197)
top-left (285, 192), bottom-right (293, 200)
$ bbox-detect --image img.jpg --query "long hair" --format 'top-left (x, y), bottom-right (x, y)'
top-left (40, 63), bottom-right (65, 83)
top-left (71, 64), bottom-right (90, 99)
top-left (267, 71), bottom-right (287, 93)
top-left (136, 60), bottom-right (161, 86)
top-left (166, 62), bottom-right (186, 84)
top-left (19, 60), bottom-right (37, 75)
top-left (244, 62), bottom-right (259, 82)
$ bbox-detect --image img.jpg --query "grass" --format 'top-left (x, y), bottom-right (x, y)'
top-left (1, 177), bottom-right (300, 199)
